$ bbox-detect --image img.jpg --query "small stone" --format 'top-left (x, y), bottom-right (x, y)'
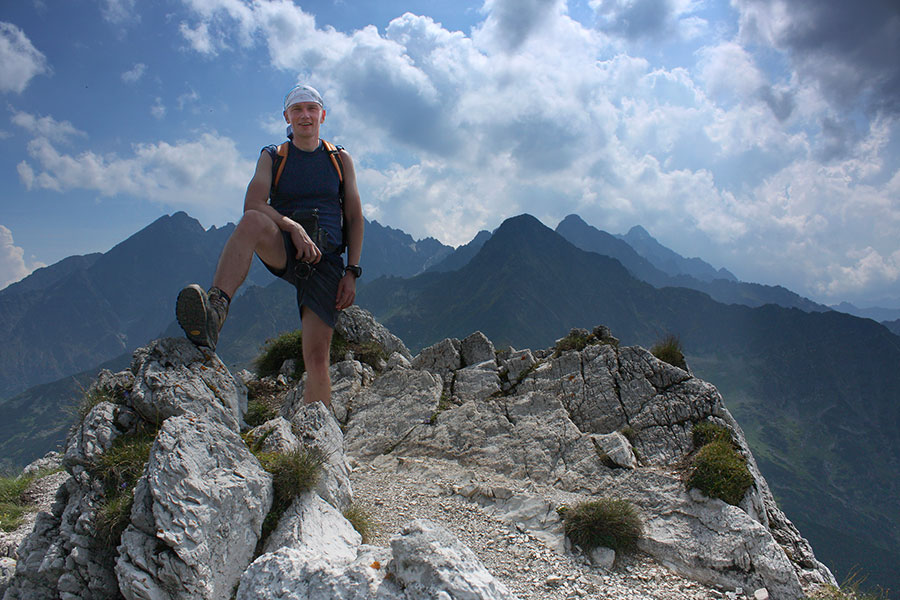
top-left (546, 575), bottom-right (564, 587)
top-left (754, 589), bottom-right (770, 600)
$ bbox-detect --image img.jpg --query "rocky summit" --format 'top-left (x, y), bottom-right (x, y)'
top-left (2, 307), bottom-right (836, 600)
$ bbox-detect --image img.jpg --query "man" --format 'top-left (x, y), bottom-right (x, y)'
top-left (176, 84), bottom-right (364, 409)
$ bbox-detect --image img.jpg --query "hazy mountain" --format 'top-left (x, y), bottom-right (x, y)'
top-left (357, 214), bottom-right (900, 595)
top-left (559, 215), bottom-right (828, 312)
top-left (832, 301), bottom-right (900, 324)
top-left (0, 212), bottom-right (278, 399)
top-left (426, 230), bottom-right (492, 273)
top-left (619, 224), bottom-right (737, 281)
top-left (362, 219), bottom-right (454, 280)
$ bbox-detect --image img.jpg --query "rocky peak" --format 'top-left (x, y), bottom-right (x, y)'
top-left (2, 308), bottom-right (836, 600)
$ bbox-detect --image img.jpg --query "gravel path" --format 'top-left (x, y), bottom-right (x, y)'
top-left (349, 455), bottom-right (735, 600)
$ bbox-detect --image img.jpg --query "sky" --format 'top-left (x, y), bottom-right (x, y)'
top-left (1, 0), bottom-right (899, 308)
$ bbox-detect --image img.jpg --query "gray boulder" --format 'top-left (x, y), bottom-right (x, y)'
top-left (237, 520), bottom-right (517, 600)
top-left (460, 331), bottom-right (495, 367)
top-left (388, 520), bottom-right (517, 599)
top-left (129, 337), bottom-right (246, 431)
top-left (236, 545), bottom-right (401, 600)
top-left (290, 401), bottom-right (353, 511)
top-left (116, 415), bottom-right (272, 600)
top-left (337, 305), bottom-right (411, 359)
top-left (262, 491), bottom-right (361, 559)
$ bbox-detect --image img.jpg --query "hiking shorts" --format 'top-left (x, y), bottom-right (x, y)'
top-left (262, 230), bottom-right (344, 329)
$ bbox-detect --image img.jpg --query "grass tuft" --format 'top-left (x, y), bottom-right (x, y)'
top-left (650, 334), bottom-right (687, 371)
top-left (0, 472), bottom-right (35, 532)
top-left (687, 440), bottom-right (754, 506)
top-left (255, 446), bottom-right (325, 545)
top-left (255, 330), bottom-right (306, 379)
top-left (343, 504), bottom-right (376, 544)
top-left (559, 498), bottom-right (642, 553)
top-left (91, 425), bottom-right (157, 549)
top-left (691, 421), bottom-right (732, 448)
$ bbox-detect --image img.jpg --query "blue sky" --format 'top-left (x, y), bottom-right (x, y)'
top-left (1, 0), bottom-right (899, 308)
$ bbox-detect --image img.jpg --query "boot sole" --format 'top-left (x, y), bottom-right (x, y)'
top-left (176, 284), bottom-right (215, 349)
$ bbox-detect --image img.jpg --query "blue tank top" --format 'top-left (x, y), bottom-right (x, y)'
top-left (264, 141), bottom-right (343, 249)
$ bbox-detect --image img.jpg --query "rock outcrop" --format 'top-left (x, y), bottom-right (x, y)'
top-left (4, 310), bottom-right (835, 600)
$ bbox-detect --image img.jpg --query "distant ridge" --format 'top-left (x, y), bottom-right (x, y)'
top-left (558, 215), bottom-right (828, 313)
top-left (619, 224), bottom-right (737, 282)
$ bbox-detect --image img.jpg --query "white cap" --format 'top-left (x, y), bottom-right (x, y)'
top-left (284, 84), bottom-right (324, 110)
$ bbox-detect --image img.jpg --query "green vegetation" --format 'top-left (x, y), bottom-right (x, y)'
top-left (245, 399), bottom-right (280, 428)
top-left (0, 471), bottom-right (36, 532)
top-left (691, 421), bottom-right (732, 448)
top-left (687, 440), bottom-right (754, 506)
top-left (558, 498), bottom-right (643, 553)
top-left (255, 446), bottom-right (325, 545)
top-left (343, 504), bottom-right (376, 544)
top-left (255, 330), bottom-right (388, 379)
top-left (91, 425), bottom-right (157, 548)
top-left (255, 330), bottom-right (305, 378)
top-left (555, 329), bottom-right (593, 355)
top-left (70, 380), bottom-right (131, 425)
top-left (650, 334), bottom-right (687, 371)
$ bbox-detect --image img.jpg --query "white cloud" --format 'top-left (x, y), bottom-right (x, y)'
top-left (17, 130), bottom-right (254, 224)
top-left (0, 225), bottom-right (41, 290)
top-left (10, 110), bottom-right (87, 143)
top-left (121, 62), bottom-right (147, 83)
top-left (161, 1), bottom-right (900, 303)
top-left (99, 0), bottom-right (139, 25)
top-left (0, 22), bottom-right (49, 94)
top-left (151, 97), bottom-right (166, 119)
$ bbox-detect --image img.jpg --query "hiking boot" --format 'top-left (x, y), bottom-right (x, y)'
top-left (175, 284), bottom-right (229, 350)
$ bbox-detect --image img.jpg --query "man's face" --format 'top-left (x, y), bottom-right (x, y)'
top-left (284, 102), bottom-right (325, 137)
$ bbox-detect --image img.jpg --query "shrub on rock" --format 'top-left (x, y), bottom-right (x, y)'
top-left (559, 498), bottom-right (643, 553)
top-left (687, 440), bottom-right (754, 506)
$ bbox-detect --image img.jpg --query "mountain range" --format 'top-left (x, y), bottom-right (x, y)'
top-left (1, 211), bottom-right (898, 596)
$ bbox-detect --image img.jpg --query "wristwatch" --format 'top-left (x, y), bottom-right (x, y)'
top-left (344, 264), bottom-right (362, 278)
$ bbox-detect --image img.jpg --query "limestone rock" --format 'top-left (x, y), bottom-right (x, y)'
top-left (290, 401), bottom-right (353, 511)
top-left (236, 545), bottom-right (402, 600)
top-left (591, 431), bottom-right (637, 469)
top-left (453, 361), bottom-right (502, 403)
top-left (388, 519), bottom-right (518, 599)
top-left (342, 368), bottom-right (442, 457)
top-left (246, 417), bottom-right (299, 454)
top-left (500, 349), bottom-right (536, 385)
top-left (115, 415), bottom-right (272, 600)
top-left (460, 331), bottom-right (496, 367)
top-left (263, 491), bottom-right (361, 559)
top-left (411, 338), bottom-right (461, 389)
top-left (336, 305), bottom-right (411, 359)
top-left (0, 557), bottom-right (16, 596)
top-left (129, 337), bottom-right (246, 431)
top-left (589, 547), bottom-right (615, 570)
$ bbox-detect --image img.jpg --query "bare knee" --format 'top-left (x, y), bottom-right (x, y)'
top-left (235, 210), bottom-right (277, 239)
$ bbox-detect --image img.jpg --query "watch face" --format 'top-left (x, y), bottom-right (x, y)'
top-left (347, 265), bottom-right (362, 278)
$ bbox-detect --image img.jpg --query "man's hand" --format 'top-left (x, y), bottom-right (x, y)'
top-left (288, 222), bottom-right (322, 264)
top-left (335, 272), bottom-right (357, 310)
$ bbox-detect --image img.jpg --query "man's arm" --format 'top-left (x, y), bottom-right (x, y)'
top-left (244, 150), bottom-right (322, 264)
top-left (336, 149), bottom-right (364, 310)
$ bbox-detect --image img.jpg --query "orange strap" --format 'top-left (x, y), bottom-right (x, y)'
top-left (273, 139), bottom-right (343, 192)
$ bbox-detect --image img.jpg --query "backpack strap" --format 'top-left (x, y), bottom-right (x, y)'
top-left (272, 141), bottom-right (290, 193)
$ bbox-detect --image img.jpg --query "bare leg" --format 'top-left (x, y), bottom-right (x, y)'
top-left (301, 307), bottom-right (334, 408)
top-left (212, 209), bottom-right (286, 298)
